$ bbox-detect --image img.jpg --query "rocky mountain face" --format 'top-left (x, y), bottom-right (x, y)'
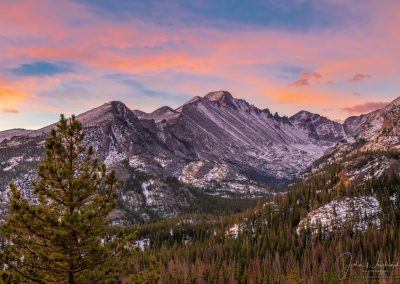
top-left (308, 96), bottom-right (400, 183)
top-left (344, 97), bottom-right (400, 149)
top-left (1, 91), bottom-right (399, 223)
top-left (0, 129), bottom-right (32, 142)
top-left (155, 91), bottom-right (346, 181)
top-left (293, 97), bottom-right (400, 235)
top-left (290, 110), bottom-right (345, 144)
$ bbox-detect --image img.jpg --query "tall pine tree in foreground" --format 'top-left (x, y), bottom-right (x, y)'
top-left (1, 115), bottom-right (128, 283)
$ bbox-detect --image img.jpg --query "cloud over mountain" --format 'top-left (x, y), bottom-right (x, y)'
top-left (342, 101), bottom-right (388, 114)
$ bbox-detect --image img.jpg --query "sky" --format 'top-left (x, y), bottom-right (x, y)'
top-left (0, 0), bottom-right (399, 130)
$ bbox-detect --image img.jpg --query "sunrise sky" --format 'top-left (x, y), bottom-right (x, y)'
top-left (0, 0), bottom-right (399, 130)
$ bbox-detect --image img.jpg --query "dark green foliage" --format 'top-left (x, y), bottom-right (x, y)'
top-left (120, 156), bottom-right (400, 283)
top-left (1, 115), bottom-right (130, 283)
top-left (118, 159), bottom-right (259, 224)
top-left (184, 187), bottom-right (259, 216)
top-left (126, 256), bottom-right (160, 284)
top-left (1, 115), bottom-right (399, 283)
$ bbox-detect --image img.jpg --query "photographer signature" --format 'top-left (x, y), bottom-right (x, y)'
top-left (336, 252), bottom-right (400, 280)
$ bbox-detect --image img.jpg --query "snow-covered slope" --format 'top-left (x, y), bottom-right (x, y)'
top-left (160, 91), bottom-right (345, 181)
top-left (342, 97), bottom-right (400, 151)
top-left (0, 101), bottom-right (175, 223)
top-left (0, 92), bottom-right (346, 202)
top-left (0, 129), bottom-right (32, 142)
top-left (314, 98), bottom-right (400, 160)
top-left (3, 91), bottom-right (398, 224)
top-left (133, 106), bottom-right (180, 123)
top-left (297, 196), bottom-right (381, 235)
top-left (148, 106), bottom-right (180, 123)
top-left (290, 111), bottom-right (345, 144)
top-left (308, 96), bottom-right (400, 178)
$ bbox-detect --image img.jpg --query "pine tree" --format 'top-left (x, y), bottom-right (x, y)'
top-left (128, 256), bottom-right (160, 284)
top-left (1, 115), bottom-right (127, 283)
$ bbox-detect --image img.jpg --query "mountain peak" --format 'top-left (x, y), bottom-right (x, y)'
top-left (149, 106), bottom-right (179, 123)
top-left (290, 110), bottom-right (321, 121)
top-left (204, 91), bottom-right (234, 107)
top-left (77, 100), bottom-right (136, 126)
top-left (152, 106), bottom-right (176, 115)
top-left (384, 96), bottom-right (400, 110)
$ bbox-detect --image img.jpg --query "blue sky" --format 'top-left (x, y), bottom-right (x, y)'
top-left (0, 0), bottom-right (399, 129)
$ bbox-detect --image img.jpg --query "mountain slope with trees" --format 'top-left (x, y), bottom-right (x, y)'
top-left (1, 93), bottom-right (399, 226)
top-left (0, 106), bottom-right (399, 282)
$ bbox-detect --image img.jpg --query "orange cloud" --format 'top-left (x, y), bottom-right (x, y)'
top-left (0, 82), bottom-right (25, 116)
top-left (0, 81), bottom-right (25, 104)
top-left (1, 108), bottom-right (19, 114)
top-left (0, 0), bottom-right (399, 128)
top-left (342, 101), bottom-right (388, 114)
top-left (275, 90), bottom-right (333, 106)
top-left (349, 73), bottom-right (371, 82)
top-left (90, 52), bottom-right (210, 74)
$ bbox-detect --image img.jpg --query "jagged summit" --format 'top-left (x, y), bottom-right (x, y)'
top-left (291, 110), bottom-right (314, 119)
top-left (148, 106), bottom-right (180, 123)
top-left (176, 91), bottom-right (236, 111)
top-left (262, 108), bottom-right (271, 115)
top-left (152, 106), bottom-right (176, 115)
top-left (290, 110), bottom-right (346, 143)
top-left (290, 110), bottom-right (329, 124)
top-left (204, 91), bottom-right (234, 108)
top-left (342, 95), bottom-right (400, 139)
top-left (133, 106), bottom-right (178, 122)
top-left (205, 90), bottom-right (233, 101)
top-left (2, 92), bottom-right (400, 224)
top-left (77, 101), bottom-right (136, 126)
top-left (158, 106), bottom-right (174, 111)
top-left (3, 91), bottom-right (398, 188)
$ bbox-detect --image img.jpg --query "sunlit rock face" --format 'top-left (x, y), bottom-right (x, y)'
top-left (4, 92), bottom-right (397, 223)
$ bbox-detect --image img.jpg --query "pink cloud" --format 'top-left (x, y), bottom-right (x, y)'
top-left (0, 0), bottom-right (399, 128)
top-left (290, 78), bottom-right (309, 87)
top-left (302, 71), bottom-right (322, 80)
top-left (342, 101), bottom-right (388, 114)
top-left (289, 71), bottom-right (323, 87)
top-left (349, 73), bottom-right (371, 82)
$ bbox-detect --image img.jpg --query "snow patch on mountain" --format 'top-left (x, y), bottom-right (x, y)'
top-left (297, 196), bottom-right (381, 235)
top-left (390, 194), bottom-right (397, 205)
top-left (104, 149), bottom-right (126, 166)
top-left (226, 224), bottom-right (242, 239)
top-left (345, 156), bottom-right (392, 181)
top-left (154, 157), bottom-right (171, 168)
top-left (142, 179), bottom-right (156, 206)
top-left (1, 155), bottom-right (24, 172)
top-left (129, 156), bottom-right (147, 170)
top-left (179, 160), bottom-right (245, 188)
top-left (134, 238), bottom-right (150, 251)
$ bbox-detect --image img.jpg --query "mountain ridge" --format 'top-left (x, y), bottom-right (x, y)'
top-left (1, 91), bottom-right (399, 223)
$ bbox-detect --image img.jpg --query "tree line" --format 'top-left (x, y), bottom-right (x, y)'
top-left (1, 115), bottom-right (399, 283)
